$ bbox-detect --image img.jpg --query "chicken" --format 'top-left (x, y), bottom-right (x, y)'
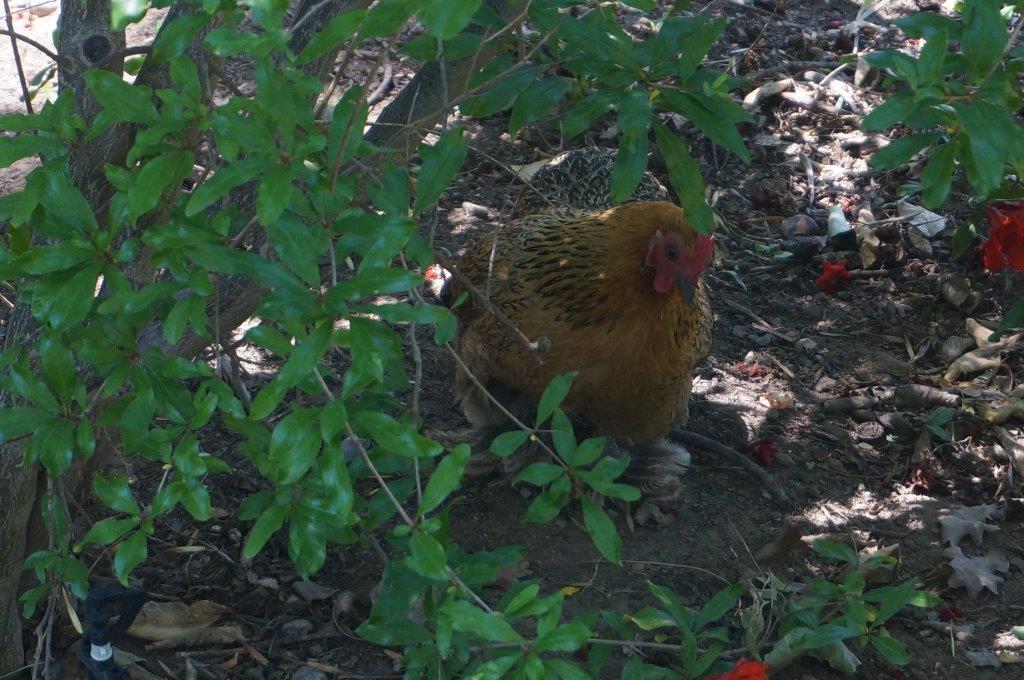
top-left (440, 195), bottom-right (714, 500)
top-left (515, 146), bottom-right (672, 213)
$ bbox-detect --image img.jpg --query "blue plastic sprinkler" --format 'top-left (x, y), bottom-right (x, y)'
top-left (77, 586), bottom-right (147, 680)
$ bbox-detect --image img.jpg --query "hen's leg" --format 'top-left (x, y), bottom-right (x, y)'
top-left (621, 439), bottom-right (692, 501)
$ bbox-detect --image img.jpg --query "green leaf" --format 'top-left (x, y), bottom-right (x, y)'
top-left (629, 606), bottom-right (676, 630)
top-left (954, 102), bottom-right (1017, 197)
top-left (576, 457), bottom-right (640, 502)
top-left (915, 29), bottom-right (948, 85)
top-left (536, 372), bottom-right (577, 426)
top-left (84, 71), bottom-right (159, 126)
top-left (352, 411), bottom-right (442, 457)
top-left (695, 582), bottom-right (742, 630)
top-left (34, 419), bottom-right (75, 476)
top-left (0, 406), bottom-right (53, 442)
top-left (151, 13), bottom-right (210, 63)
top-left (509, 77), bottom-right (573, 135)
top-left (534, 621), bottom-right (591, 653)
top-left (571, 437), bottom-right (606, 468)
top-left (870, 133), bottom-right (940, 171)
top-left (325, 268), bottom-right (422, 303)
top-left (861, 95), bottom-right (917, 131)
top-left (129, 151), bottom-right (193, 221)
top-left (297, 9), bottom-right (367, 65)
top-left (550, 409), bottom-right (575, 461)
top-left (462, 65), bottom-right (543, 118)
top-left (920, 139), bottom-right (957, 208)
top-left (991, 298), bottom-right (1024, 340)
top-left (40, 264), bottom-right (102, 331)
top-left (178, 479), bottom-right (213, 521)
top-left (515, 462), bottom-right (565, 486)
top-left (257, 164), bottom-right (293, 225)
top-left (242, 501), bottom-right (289, 560)
top-left (185, 157), bottom-right (262, 216)
top-left (113, 530), bottom-right (148, 585)
top-left (441, 599), bottom-right (522, 642)
top-left (320, 399), bottom-right (349, 444)
top-left (92, 473), bottom-right (141, 516)
top-left (408, 531), bottom-right (448, 580)
top-left (961, 0), bottom-right (1007, 79)
top-left (661, 90), bottom-right (751, 162)
top-left (870, 631), bottom-right (909, 666)
top-left (111, 0), bottom-right (147, 31)
top-left (419, 0), bottom-right (481, 39)
top-left (79, 517), bottom-right (139, 548)
top-left (420, 444), bottom-right (470, 515)
top-left (265, 408), bottom-right (322, 484)
top-left (0, 134), bottom-right (60, 166)
top-left (523, 475), bottom-right (571, 523)
top-left (490, 430), bottom-right (531, 457)
top-left (652, 119), bottom-right (714, 234)
top-left (1012, 625), bottom-right (1024, 640)
top-left (412, 127), bottom-right (468, 215)
top-left (811, 539), bottom-right (859, 566)
top-left (610, 91), bottom-right (651, 203)
top-left (580, 496), bottom-right (620, 564)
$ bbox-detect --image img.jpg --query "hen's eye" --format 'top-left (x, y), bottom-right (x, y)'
top-left (665, 246), bottom-right (677, 260)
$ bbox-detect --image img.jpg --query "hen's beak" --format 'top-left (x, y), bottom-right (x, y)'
top-left (673, 273), bottom-right (695, 303)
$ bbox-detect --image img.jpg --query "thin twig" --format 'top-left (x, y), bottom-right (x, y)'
top-left (435, 252), bottom-right (547, 363)
top-left (1, 3), bottom-right (38, 114)
top-left (669, 428), bottom-right (792, 508)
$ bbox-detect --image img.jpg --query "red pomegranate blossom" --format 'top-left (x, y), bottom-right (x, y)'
top-left (980, 200), bottom-right (1024, 272)
top-left (708, 659), bottom-right (770, 680)
top-left (816, 259), bottom-right (850, 293)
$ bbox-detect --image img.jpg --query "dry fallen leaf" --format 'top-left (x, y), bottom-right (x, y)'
top-left (146, 624), bottom-right (247, 650)
top-left (945, 546), bottom-right (1009, 599)
top-left (127, 600), bottom-right (231, 642)
top-left (939, 504), bottom-right (1003, 547)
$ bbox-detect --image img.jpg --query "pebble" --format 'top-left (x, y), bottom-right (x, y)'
top-left (293, 579), bottom-right (336, 603)
top-left (291, 668), bottom-right (327, 680)
top-left (281, 618), bottom-right (315, 637)
top-left (461, 201), bottom-right (490, 218)
top-left (780, 214), bottom-right (823, 237)
top-left (795, 337), bottom-right (818, 354)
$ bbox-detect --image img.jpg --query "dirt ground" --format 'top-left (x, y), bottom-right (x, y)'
top-left (2, 0), bottom-right (1023, 678)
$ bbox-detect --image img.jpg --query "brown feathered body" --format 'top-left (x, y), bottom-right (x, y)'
top-left (448, 201), bottom-right (712, 445)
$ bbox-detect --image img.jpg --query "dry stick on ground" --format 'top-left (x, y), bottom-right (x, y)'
top-left (670, 428), bottom-right (792, 508)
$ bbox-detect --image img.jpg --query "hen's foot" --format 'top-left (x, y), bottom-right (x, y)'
top-left (622, 440), bottom-right (692, 502)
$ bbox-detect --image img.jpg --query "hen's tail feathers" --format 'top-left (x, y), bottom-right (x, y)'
top-left (622, 440), bottom-right (692, 502)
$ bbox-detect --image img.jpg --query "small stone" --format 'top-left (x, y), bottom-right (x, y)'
top-left (281, 618), bottom-right (315, 637)
top-left (780, 214), bottom-right (823, 238)
top-left (813, 375), bottom-right (838, 393)
top-left (256, 577), bottom-right (279, 590)
top-left (461, 201), bottom-right (489, 218)
top-left (293, 580), bottom-right (336, 603)
top-left (755, 333), bottom-right (774, 347)
top-left (228, 527), bottom-right (242, 544)
top-left (732, 324), bottom-right (750, 338)
top-left (291, 668), bottom-right (328, 680)
top-left (855, 421), bottom-right (885, 442)
top-left (795, 338), bottom-right (818, 354)
top-left (743, 350), bottom-right (757, 363)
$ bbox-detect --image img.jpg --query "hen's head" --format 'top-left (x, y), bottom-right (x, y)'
top-left (637, 205), bottom-right (714, 302)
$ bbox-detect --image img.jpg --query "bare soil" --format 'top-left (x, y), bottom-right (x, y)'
top-left (2, 0), bottom-right (1023, 678)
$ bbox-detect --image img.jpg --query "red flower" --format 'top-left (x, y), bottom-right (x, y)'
top-left (981, 201), bottom-right (1024, 272)
top-left (816, 259), bottom-right (850, 293)
top-left (746, 439), bottom-right (778, 467)
top-left (708, 660), bottom-right (770, 680)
